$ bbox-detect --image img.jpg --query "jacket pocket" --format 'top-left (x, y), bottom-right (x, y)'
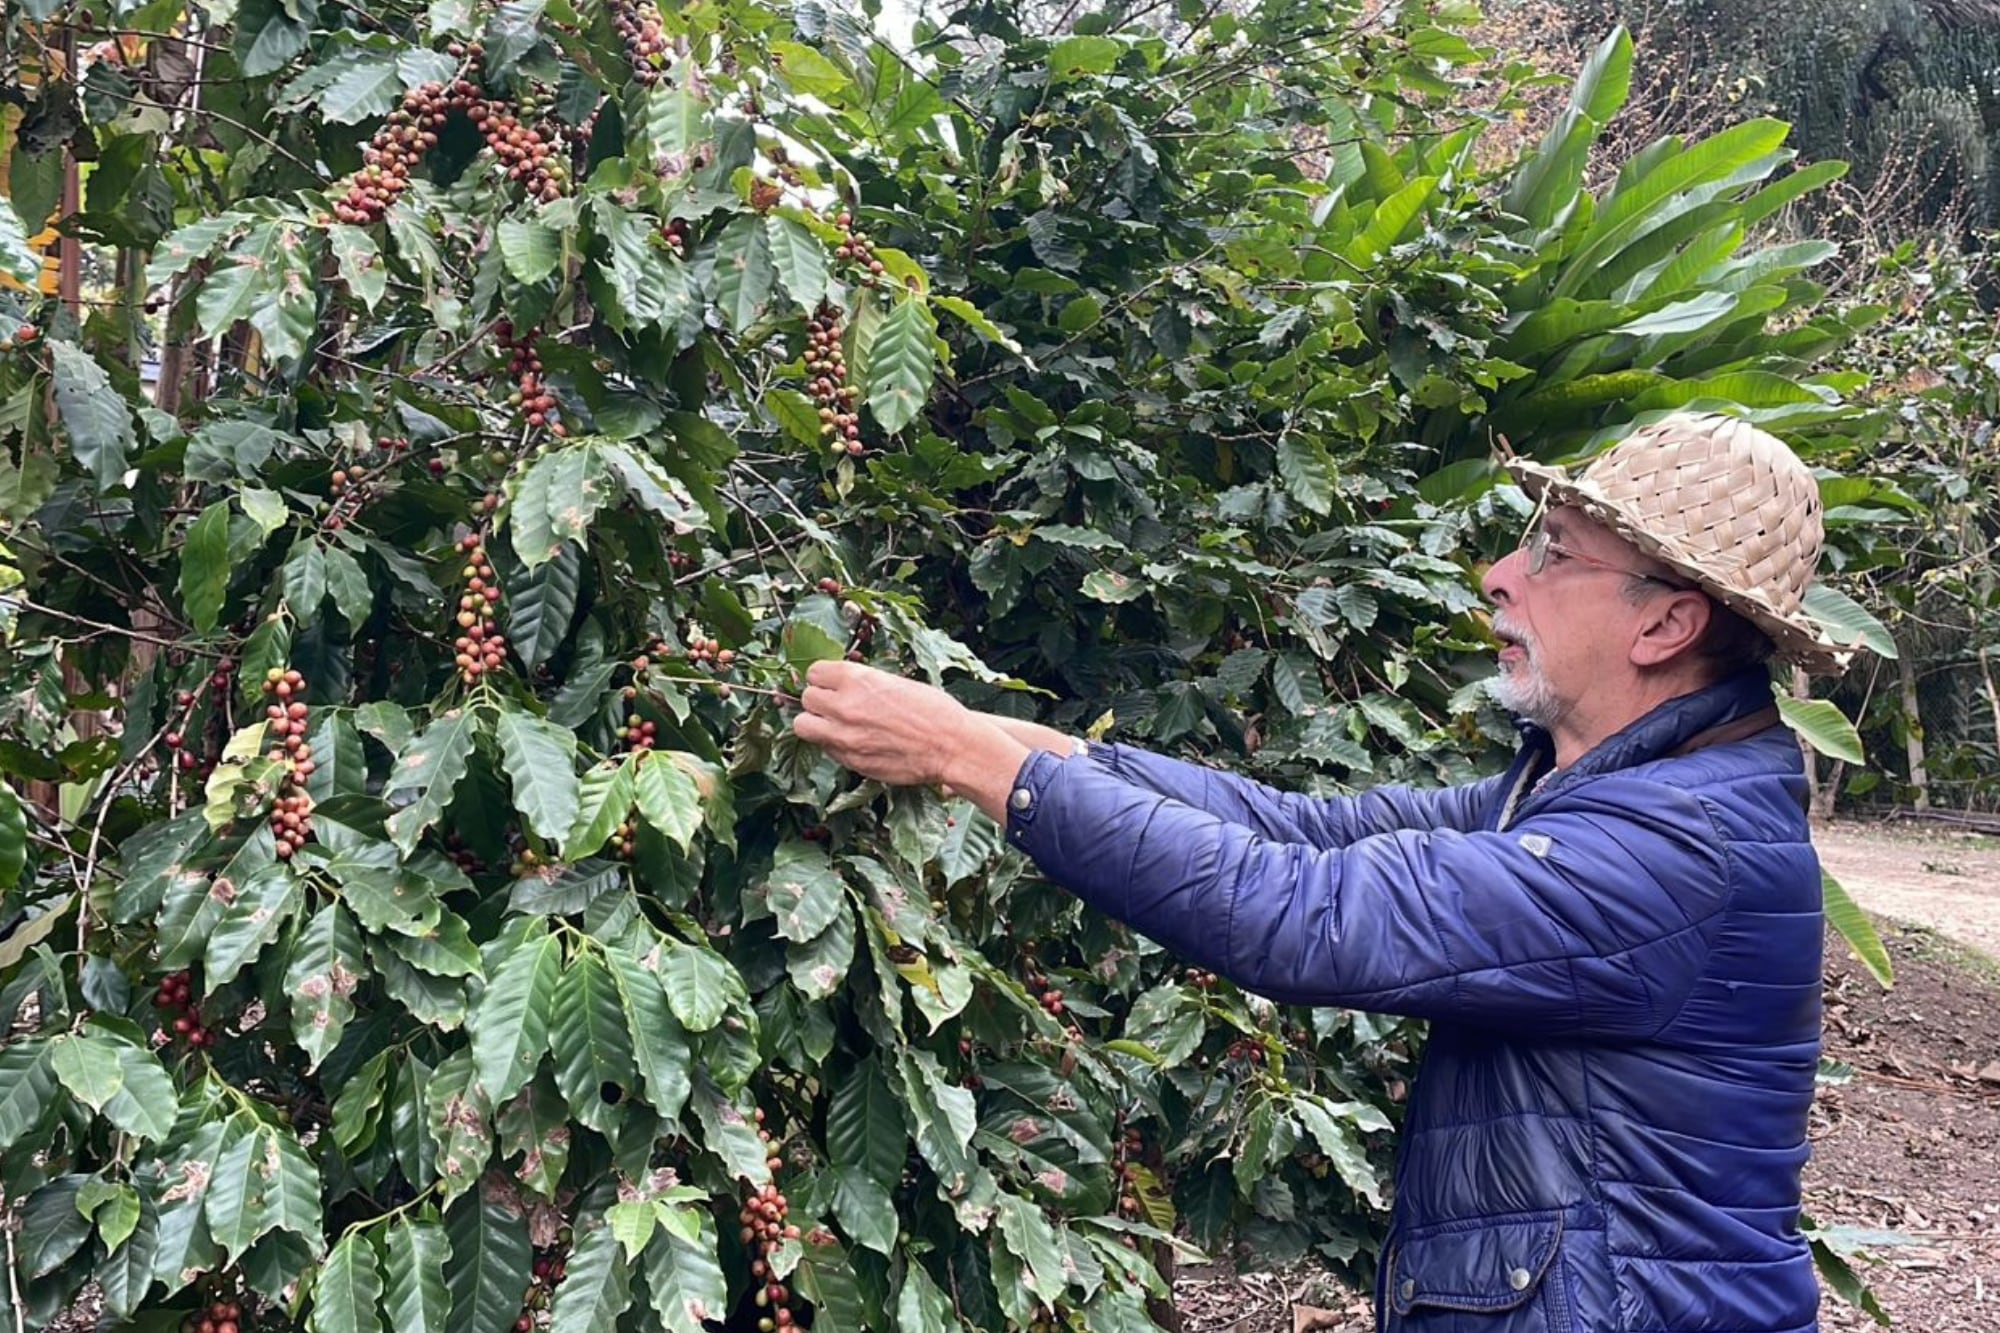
top-left (1384, 1212), bottom-right (1568, 1333)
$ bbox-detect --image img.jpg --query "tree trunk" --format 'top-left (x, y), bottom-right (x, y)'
top-left (1899, 652), bottom-right (1930, 811)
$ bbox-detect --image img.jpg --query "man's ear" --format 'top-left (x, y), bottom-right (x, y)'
top-left (1630, 590), bottom-right (1712, 668)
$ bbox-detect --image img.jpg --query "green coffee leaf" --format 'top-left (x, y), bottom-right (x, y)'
top-left (495, 707), bottom-right (580, 844)
top-left (311, 1229), bottom-right (385, 1333)
top-left (384, 708), bottom-right (481, 854)
top-left (550, 950), bottom-right (636, 1131)
top-left (469, 926), bottom-right (561, 1104)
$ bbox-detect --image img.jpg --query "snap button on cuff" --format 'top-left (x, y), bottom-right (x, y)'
top-left (1508, 1267), bottom-right (1532, 1292)
top-left (1397, 1279), bottom-right (1415, 1301)
top-left (1009, 787), bottom-right (1033, 812)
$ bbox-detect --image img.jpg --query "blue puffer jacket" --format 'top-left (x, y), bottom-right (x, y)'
top-left (1003, 671), bottom-right (1823, 1333)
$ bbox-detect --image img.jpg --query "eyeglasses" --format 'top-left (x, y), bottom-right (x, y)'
top-left (1520, 523), bottom-right (1688, 590)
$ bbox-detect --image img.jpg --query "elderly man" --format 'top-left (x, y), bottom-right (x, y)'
top-left (793, 412), bottom-right (1851, 1333)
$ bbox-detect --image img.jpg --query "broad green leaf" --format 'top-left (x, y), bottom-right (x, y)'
top-left (1049, 34), bottom-right (1122, 79)
top-left (764, 839), bottom-right (845, 942)
top-left (495, 707), bottom-right (580, 843)
top-left (550, 951), bottom-right (636, 1131)
top-left (687, 1075), bottom-right (770, 1183)
top-left (204, 863), bottom-right (303, 990)
top-left (332, 1051), bottom-right (390, 1153)
top-left (496, 1075), bottom-right (572, 1199)
top-left (598, 442), bottom-right (705, 528)
top-left (1802, 583), bottom-right (1896, 658)
top-left (103, 1042), bottom-right (180, 1143)
top-left (1823, 872), bottom-right (1893, 989)
top-left (0, 891), bottom-right (67, 972)
top-left (317, 52), bottom-right (403, 124)
top-left (932, 294), bottom-right (1022, 353)
top-left (470, 926), bottom-right (561, 1104)
top-left (284, 536), bottom-right (330, 619)
top-left (827, 1056), bottom-right (907, 1189)
top-left (785, 899), bottom-right (855, 1000)
top-left (637, 86), bottom-right (705, 158)
top-left (21, 1176), bottom-right (92, 1279)
top-left (507, 539), bottom-right (582, 671)
top-left (894, 1262), bottom-right (954, 1333)
top-left (766, 216), bottom-right (829, 311)
top-left (240, 485), bottom-right (289, 535)
top-left (384, 709), bottom-right (481, 854)
top-left (312, 1229), bottom-right (385, 1333)
top-left (323, 543), bottom-right (374, 627)
top-left (640, 1206), bottom-right (726, 1333)
top-left (594, 199), bottom-right (687, 331)
top-left (606, 1202), bottom-right (655, 1260)
top-left (286, 902), bottom-right (367, 1068)
top-left (181, 501), bottom-right (233, 633)
top-left (0, 195), bottom-right (42, 285)
top-left (659, 940), bottom-right (734, 1032)
top-left (0, 781), bottom-right (26, 893)
top-left (715, 216), bottom-right (776, 330)
top-left (306, 711), bottom-right (367, 805)
top-left (383, 1216), bottom-right (452, 1333)
top-left (547, 1222), bottom-right (633, 1333)
top-left (1080, 569), bottom-right (1145, 604)
top-left (0, 1040), bottom-right (55, 1151)
top-left (605, 945), bottom-right (691, 1121)
top-left (426, 1049), bottom-right (495, 1199)
top-left (51, 1032), bottom-right (126, 1111)
top-left (98, 1191), bottom-right (160, 1318)
top-left (329, 225), bottom-right (388, 310)
top-left (207, 1116), bottom-right (323, 1263)
top-left (443, 1187), bottom-right (531, 1333)
top-left (994, 1193), bottom-right (1067, 1307)
top-left (864, 298), bottom-right (936, 435)
top-left (634, 752), bottom-right (702, 851)
top-left (790, 1239), bottom-right (869, 1333)
top-left (382, 908), bottom-right (483, 978)
top-left (827, 1167), bottom-right (895, 1255)
top-left (499, 217), bottom-right (562, 284)
top-left (1776, 695), bottom-right (1865, 764)
top-left (565, 760), bottom-right (634, 861)
top-left (51, 340), bottom-right (136, 492)
top-left (769, 40), bottom-right (849, 98)
top-left (1276, 435), bottom-right (1336, 515)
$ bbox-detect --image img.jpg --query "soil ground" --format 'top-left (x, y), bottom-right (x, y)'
top-left (1173, 817), bottom-right (2000, 1333)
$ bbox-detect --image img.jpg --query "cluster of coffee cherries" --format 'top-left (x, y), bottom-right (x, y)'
top-left (1023, 956), bottom-right (1066, 1016)
top-left (683, 635), bottom-right (735, 672)
top-left (451, 533), bottom-right (508, 684)
top-left (609, 0), bottom-right (670, 84)
top-left (469, 93), bottom-right (567, 203)
top-left (0, 322), bottom-right (40, 355)
top-left (1183, 966), bottom-right (1219, 990)
top-left (262, 669), bottom-right (316, 860)
top-left (739, 1110), bottom-right (803, 1333)
top-left (497, 322), bottom-right (565, 438)
top-left (840, 597), bottom-right (876, 663)
top-left (330, 82), bottom-right (449, 224)
top-left (1223, 1036), bottom-right (1267, 1065)
top-left (179, 1293), bottom-right (245, 1333)
top-left (153, 968), bottom-right (216, 1050)
top-left (618, 709), bottom-right (658, 753)
top-left (804, 305), bottom-right (863, 457)
top-left (510, 1247), bottom-right (567, 1332)
top-left (659, 216), bottom-right (692, 257)
top-left (330, 68), bottom-right (565, 226)
top-left (1112, 1124), bottom-right (1148, 1220)
top-left (831, 210), bottom-right (883, 284)
top-left (325, 436), bottom-right (411, 530)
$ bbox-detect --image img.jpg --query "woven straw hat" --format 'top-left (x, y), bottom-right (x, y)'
top-left (1504, 413), bottom-right (1853, 675)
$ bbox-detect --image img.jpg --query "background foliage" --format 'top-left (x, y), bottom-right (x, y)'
top-left (0, 2), bottom-right (1920, 1332)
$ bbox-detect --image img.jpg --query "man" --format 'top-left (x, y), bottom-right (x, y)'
top-left (793, 412), bottom-right (1853, 1333)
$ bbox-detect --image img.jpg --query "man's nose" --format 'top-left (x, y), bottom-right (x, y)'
top-left (1482, 546), bottom-right (1526, 605)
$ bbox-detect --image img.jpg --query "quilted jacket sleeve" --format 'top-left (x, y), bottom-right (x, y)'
top-left (1080, 743), bottom-right (1501, 847)
top-left (1005, 750), bottom-right (1732, 1037)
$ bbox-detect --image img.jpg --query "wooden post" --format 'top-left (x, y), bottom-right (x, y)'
top-left (1898, 653), bottom-right (1930, 811)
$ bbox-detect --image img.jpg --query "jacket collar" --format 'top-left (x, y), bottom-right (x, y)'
top-left (1491, 670), bottom-right (1780, 827)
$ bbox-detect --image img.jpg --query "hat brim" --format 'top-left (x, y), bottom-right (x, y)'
top-left (1506, 459), bottom-right (1855, 676)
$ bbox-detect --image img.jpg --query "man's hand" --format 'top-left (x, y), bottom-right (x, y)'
top-left (791, 660), bottom-right (1032, 822)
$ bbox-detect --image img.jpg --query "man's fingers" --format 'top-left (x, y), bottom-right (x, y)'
top-left (805, 658), bottom-right (849, 688)
top-left (790, 711), bottom-right (828, 745)
top-left (799, 684), bottom-right (833, 718)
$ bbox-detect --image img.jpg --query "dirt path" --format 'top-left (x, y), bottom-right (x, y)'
top-left (1814, 818), bottom-right (2000, 961)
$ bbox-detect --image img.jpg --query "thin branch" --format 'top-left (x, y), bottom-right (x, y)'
top-left (12, 598), bottom-right (215, 654)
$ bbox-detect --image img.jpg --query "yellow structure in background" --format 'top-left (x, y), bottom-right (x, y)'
top-left (0, 79), bottom-right (65, 297)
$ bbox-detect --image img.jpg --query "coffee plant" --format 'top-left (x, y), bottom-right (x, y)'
top-left (0, 1), bottom-right (1900, 1330)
